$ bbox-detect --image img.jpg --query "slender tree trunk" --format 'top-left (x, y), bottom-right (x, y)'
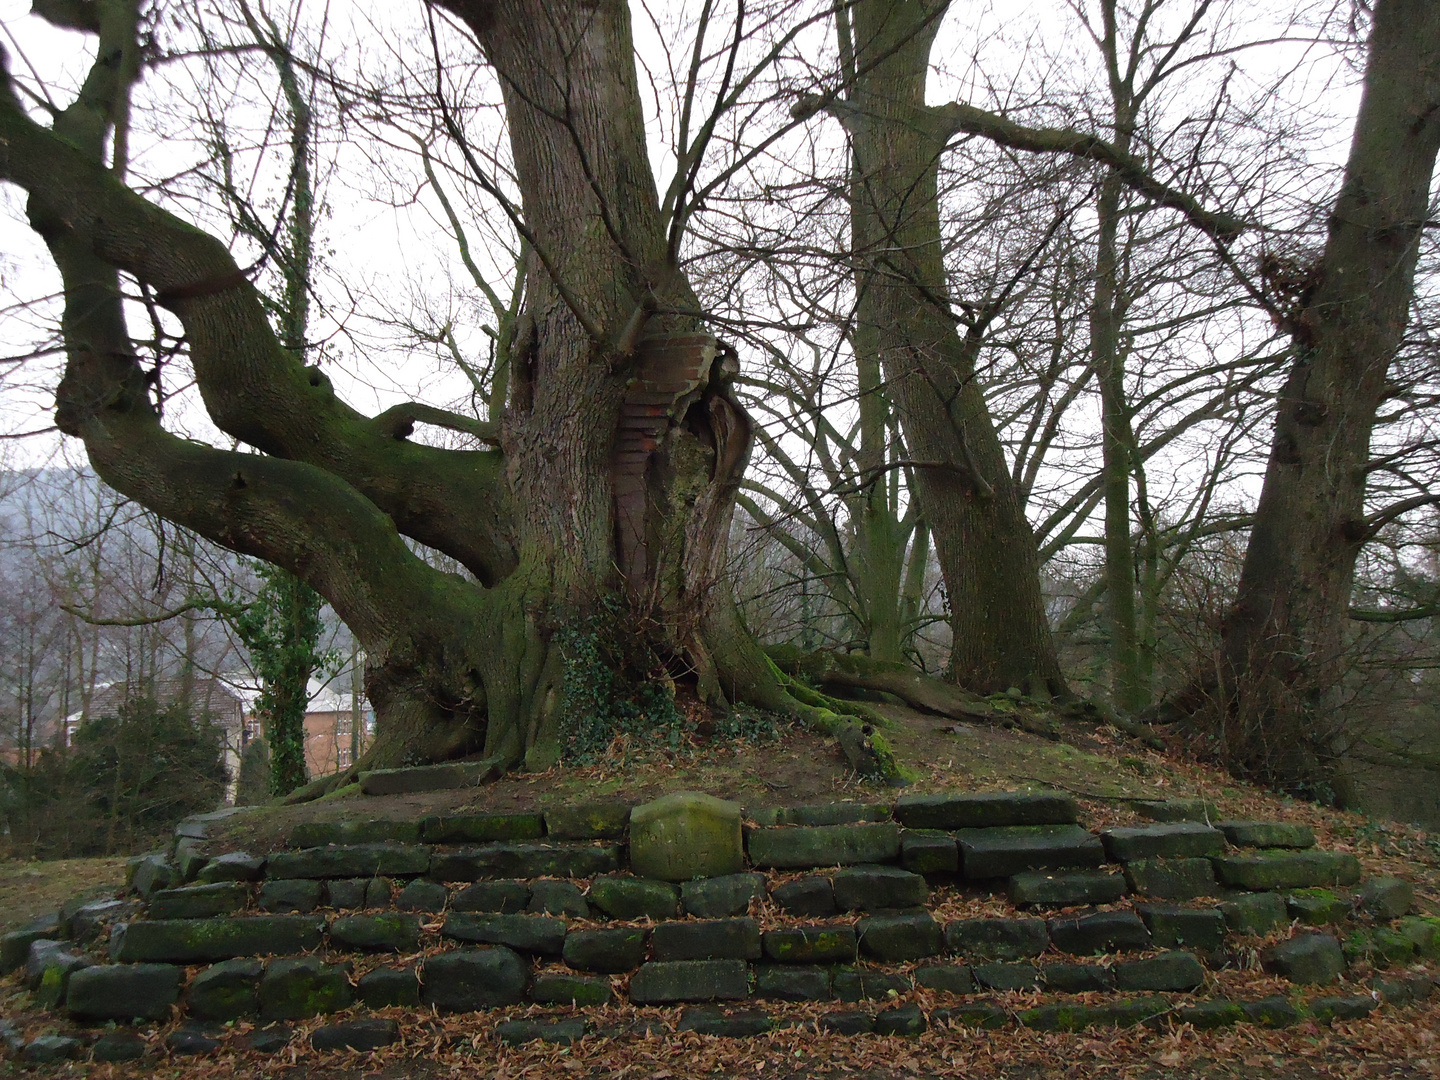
top-left (841, 0), bottom-right (1067, 695)
top-left (1174, 0), bottom-right (1440, 802)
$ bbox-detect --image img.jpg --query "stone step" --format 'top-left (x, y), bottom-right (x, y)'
top-left (746, 823), bottom-right (901, 869)
top-left (1214, 821), bottom-right (1316, 849)
top-left (1212, 850), bottom-right (1362, 890)
top-left (956, 824), bottom-right (1105, 878)
top-left (9, 974), bottom-right (1435, 1062)
top-left (894, 791), bottom-right (1078, 830)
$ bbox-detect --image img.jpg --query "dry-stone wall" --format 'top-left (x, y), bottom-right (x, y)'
top-left (2, 790), bottom-right (1437, 1062)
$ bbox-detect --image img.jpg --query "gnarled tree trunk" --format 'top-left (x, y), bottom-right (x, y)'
top-left (0, 0), bottom-right (875, 784)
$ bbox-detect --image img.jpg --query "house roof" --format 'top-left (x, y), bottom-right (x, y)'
top-left (77, 677), bottom-right (247, 731)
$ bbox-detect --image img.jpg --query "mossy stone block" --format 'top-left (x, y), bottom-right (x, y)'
top-left (258, 957), bottom-right (353, 1022)
top-left (1215, 821), bottom-right (1315, 850)
top-left (1358, 877), bottom-right (1414, 920)
top-left (858, 911), bottom-right (943, 961)
top-left (530, 973), bottom-right (613, 1006)
top-left (1263, 934), bottom-right (1345, 984)
top-left (1285, 889), bottom-right (1351, 926)
top-left (1123, 858), bottom-right (1218, 901)
top-left (681, 873), bottom-right (766, 918)
top-left (1219, 891), bottom-right (1287, 935)
top-left (628, 792), bottom-right (744, 881)
top-left (1310, 995), bottom-right (1375, 1023)
top-left (587, 875), bottom-right (680, 920)
top-left (357, 966), bottom-right (420, 1008)
top-left (149, 883), bottom-right (247, 921)
top-left (895, 791), bottom-right (1077, 829)
top-left (290, 820), bottom-right (422, 847)
top-left (451, 880), bottom-right (531, 913)
top-left (1212, 850), bottom-right (1361, 891)
top-left (186, 959), bottom-right (263, 1020)
top-left (329, 912), bottom-right (423, 952)
top-left (874, 1003), bottom-right (926, 1036)
top-left (748, 823), bottom-right (902, 869)
top-left (421, 947), bottom-right (530, 1011)
top-left (112, 915), bottom-right (325, 964)
top-left (762, 925), bottom-right (857, 964)
top-left (832, 968), bottom-right (910, 1001)
top-left (755, 964), bottom-right (831, 1000)
top-left (420, 814), bottom-right (544, 844)
top-left (563, 927), bottom-right (647, 973)
top-left (1101, 823), bottom-right (1226, 862)
top-left (1130, 799), bottom-right (1219, 823)
top-left (628, 959), bottom-right (749, 1004)
top-left (441, 913), bottom-right (567, 956)
top-left (1009, 869), bottom-right (1126, 907)
top-left (1397, 916), bottom-right (1440, 959)
top-left (66, 963), bottom-right (181, 1021)
top-left (1175, 1000), bottom-right (1244, 1029)
top-left (544, 802), bottom-right (632, 840)
top-left (914, 963), bottom-right (975, 995)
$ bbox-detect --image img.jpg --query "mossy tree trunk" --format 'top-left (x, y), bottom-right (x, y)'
top-left (1, 0), bottom-right (872, 782)
top-left (1164, 0), bottom-right (1440, 802)
top-left (831, 0), bottom-right (1069, 696)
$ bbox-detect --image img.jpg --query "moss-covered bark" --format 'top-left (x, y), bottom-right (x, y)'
top-left (0, 0), bottom-right (894, 786)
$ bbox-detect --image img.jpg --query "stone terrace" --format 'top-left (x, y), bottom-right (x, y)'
top-left (2, 789), bottom-right (1437, 1063)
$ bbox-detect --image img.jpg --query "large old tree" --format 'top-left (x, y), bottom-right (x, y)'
top-left (0, 0), bottom-right (900, 782)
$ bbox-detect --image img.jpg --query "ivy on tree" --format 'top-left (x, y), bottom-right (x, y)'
top-left (235, 562), bottom-right (333, 796)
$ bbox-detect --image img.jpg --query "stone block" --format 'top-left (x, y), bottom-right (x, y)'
top-left (169, 1025), bottom-right (222, 1055)
top-left (311, 1019), bottom-right (399, 1052)
top-left (762, 925), bottom-right (857, 964)
top-left (1113, 951), bottom-right (1204, 991)
top-left (894, 791), bottom-right (1078, 829)
top-left (1343, 926), bottom-right (1415, 968)
top-left (67, 963), bottom-right (180, 1021)
top-left (957, 824), bottom-right (1105, 879)
top-left (528, 880), bottom-right (589, 917)
top-left (2, 929), bottom-right (57, 974)
top-left (874, 1003), bottom-right (927, 1036)
top-left (149, 883), bottom-right (247, 921)
top-left (396, 879), bottom-right (449, 912)
top-left (244, 1026), bottom-right (294, 1053)
top-left (197, 852), bottom-right (265, 884)
top-left (358, 966), bottom-right (421, 1008)
top-left (422, 948), bottom-right (529, 1011)
top-left (1129, 799), bottom-right (1219, 823)
top-left (1286, 889), bottom-right (1351, 926)
top-left (747, 823), bottom-right (902, 869)
top-left (833, 865), bottom-right (928, 910)
top-left (629, 792), bottom-right (744, 881)
top-left (91, 1033), bottom-right (147, 1062)
top-left (544, 801), bottom-right (632, 840)
top-left (130, 854), bottom-right (178, 898)
top-left (70, 900), bottom-right (135, 944)
top-left (943, 918), bottom-right (1049, 960)
top-left (1101, 823), bottom-right (1226, 862)
top-left (1214, 821), bottom-right (1315, 849)
top-left (820, 1010), bottom-right (875, 1034)
top-left (774, 803), bottom-right (891, 826)
top-left (563, 927), bottom-right (647, 972)
top-left (420, 813), bottom-right (544, 844)
top-left (1358, 877), bottom-right (1414, 920)
top-left (1009, 869), bottom-right (1126, 907)
top-left (1135, 904), bottom-right (1227, 951)
top-left (973, 962), bottom-right (1039, 991)
top-left (27, 941), bottom-right (88, 1008)
top-left (1243, 996), bottom-right (1300, 1027)
top-left (430, 843), bottom-right (620, 881)
top-left (682, 873), bottom-right (766, 918)
top-left (628, 959), bottom-right (749, 1004)
top-left (1220, 890), bottom-right (1287, 935)
top-left (23, 1035), bottom-right (82, 1062)
top-left (441, 913), bottom-right (566, 955)
top-left (330, 912), bottom-right (423, 952)
top-left (832, 969), bottom-right (909, 1001)
top-left (1017, 1004), bottom-right (1107, 1032)
top-left (1310, 996), bottom-right (1375, 1024)
top-left (1041, 963), bottom-right (1114, 992)
top-left (290, 820), bottom-right (422, 847)
top-left (111, 915), bottom-right (324, 963)
top-left (914, 963), bottom-right (975, 995)
top-left (1174, 1000), bottom-right (1245, 1029)
top-left (769, 876), bottom-right (836, 916)
top-left (496, 1018), bottom-right (586, 1046)
top-left (651, 918), bottom-right (761, 961)
top-left (1398, 916), bottom-right (1440, 958)
top-left (1263, 934), bottom-right (1345, 984)
top-left (677, 1008), bottom-right (773, 1037)
top-left (188, 958), bottom-right (264, 1020)
top-left (530, 973), bottom-right (613, 1006)
top-left (1048, 911), bottom-right (1151, 955)
top-left (451, 880), bottom-right (531, 913)
top-left (901, 830), bottom-right (959, 874)
top-left (858, 911), bottom-right (943, 961)
top-left (1212, 850), bottom-right (1361, 891)
top-left (259, 879), bottom-right (323, 913)
top-left (587, 875), bottom-right (680, 920)
top-left (1123, 858), bottom-right (1218, 901)
top-left (755, 965), bottom-right (831, 1000)
top-left (268, 844), bottom-right (431, 880)
top-left (259, 957), bottom-right (353, 1021)
top-left (358, 760), bottom-right (498, 796)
